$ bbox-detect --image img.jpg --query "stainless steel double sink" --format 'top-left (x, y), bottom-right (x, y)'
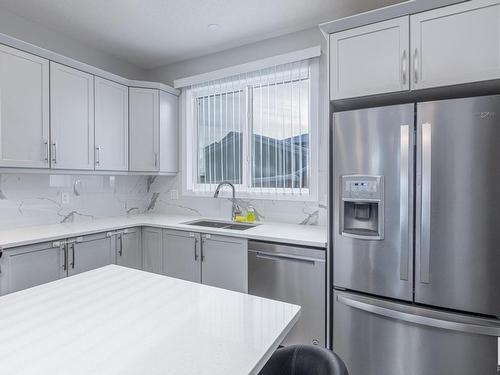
top-left (183, 219), bottom-right (258, 231)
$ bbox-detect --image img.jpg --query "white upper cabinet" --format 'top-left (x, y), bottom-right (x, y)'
top-left (159, 91), bottom-right (179, 174)
top-left (129, 88), bottom-right (159, 172)
top-left (0, 44), bottom-right (49, 168)
top-left (330, 16), bottom-right (410, 100)
top-left (95, 77), bottom-right (129, 171)
top-left (410, 0), bottom-right (500, 90)
top-left (50, 62), bottom-right (94, 170)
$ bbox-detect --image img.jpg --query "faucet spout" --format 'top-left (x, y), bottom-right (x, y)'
top-left (213, 181), bottom-right (238, 221)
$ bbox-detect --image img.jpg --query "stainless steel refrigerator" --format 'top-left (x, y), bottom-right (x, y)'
top-left (332, 95), bottom-right (500, 375)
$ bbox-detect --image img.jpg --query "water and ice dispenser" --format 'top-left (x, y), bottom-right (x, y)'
top-left (340, 175), bottom-right (384, 240)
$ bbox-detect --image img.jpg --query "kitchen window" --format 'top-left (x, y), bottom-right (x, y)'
top-left (183, 57), bottom-right (319, 199)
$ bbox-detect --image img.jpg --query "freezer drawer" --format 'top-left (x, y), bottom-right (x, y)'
top-left (248, 241), bottom-right (326, 346)
top-left (334, 290), bottom-right (500, 375)
top-left (416, 95), bottom-right (500, 316)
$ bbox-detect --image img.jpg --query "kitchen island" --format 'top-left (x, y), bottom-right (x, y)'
top-left (0, 265), bottom-right (300, 375)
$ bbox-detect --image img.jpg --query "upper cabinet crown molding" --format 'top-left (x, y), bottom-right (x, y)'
top-left (0, 44), bottom-right (50, 168)
top-left (50, 62), bottom-right (95, 170)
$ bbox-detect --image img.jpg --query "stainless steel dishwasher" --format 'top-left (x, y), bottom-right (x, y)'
top-left (248, 240), bottom-right (326, 346)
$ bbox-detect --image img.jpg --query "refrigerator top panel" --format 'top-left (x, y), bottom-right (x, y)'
top-left (333, 103), bottom-right (414, 302)
top-left (416, 95), bottom-right (500, 317)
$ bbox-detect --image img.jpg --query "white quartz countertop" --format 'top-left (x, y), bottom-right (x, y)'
top-left (0, 214), bottom-right (327, 249)
top-left (0, 265), bottom-right (300, 375)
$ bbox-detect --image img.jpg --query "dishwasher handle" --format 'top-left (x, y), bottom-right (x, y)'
top-left (250, 249), bottom-right (322, 265)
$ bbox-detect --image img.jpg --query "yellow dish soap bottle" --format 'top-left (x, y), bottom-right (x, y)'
top-left (247, 205), bottom-right (256, 223)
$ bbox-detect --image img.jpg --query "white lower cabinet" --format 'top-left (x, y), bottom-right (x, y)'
top-left (68, 233), bottom-right (114, 276)
top-left (200, 234), bottom-right (248, 293)
top-left (0, 232), bottom-right (113, 295)
top-left (162, 229), bottom-right (248, 293)
top-left (163, 230), bottom-right (201, 283)
top-left (0, 241), bottom-right (65, 295)
top-left (114, 227), bottom-right (142, 270)
top-left (142, 226), bottom-right (163, 274)
top-left (0, 226), bottom-right (248, 295)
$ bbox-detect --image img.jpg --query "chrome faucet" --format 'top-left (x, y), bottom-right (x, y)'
top-left (214, 181), bottom-right (240, 221)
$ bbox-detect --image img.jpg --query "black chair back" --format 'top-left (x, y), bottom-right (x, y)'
top-left (259, 345), bottom-right (348, 375)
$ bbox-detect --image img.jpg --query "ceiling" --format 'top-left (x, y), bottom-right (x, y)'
top-left (0, 0), bottom-right (404, 69)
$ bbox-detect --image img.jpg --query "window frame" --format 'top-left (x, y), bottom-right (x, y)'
top-left (182, 58), bottom-right (319, 201)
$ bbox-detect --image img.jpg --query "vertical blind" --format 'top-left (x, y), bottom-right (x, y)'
top-left (187, 58), bottom-right (313, 196)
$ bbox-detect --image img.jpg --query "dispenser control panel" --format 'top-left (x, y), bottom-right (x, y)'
top-left (342, 175), bottom-right (382, 200)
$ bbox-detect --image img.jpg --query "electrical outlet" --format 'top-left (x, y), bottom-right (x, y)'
top-left (61, 192), bottom-right (70, 204)
top-left (170, 189), bottom-right (179, 200)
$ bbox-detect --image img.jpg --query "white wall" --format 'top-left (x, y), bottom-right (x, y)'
top-left (0, 8), bottom-right (147, 80)
top-left (148, 27), bottom-right (324, 86)
top-left (146, 27), bottom-right (329, 226)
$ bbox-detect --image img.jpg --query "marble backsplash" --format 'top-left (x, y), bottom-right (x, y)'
top-left (0, 172), bottom-right (327, 231)
top-left (0, 174), bottom-right (150, 230)
top-left (145, 174), bottom-right (328, 226)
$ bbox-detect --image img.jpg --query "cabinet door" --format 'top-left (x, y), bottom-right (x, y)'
top-left (330, 16), bottom-right (410, 100)
top-left (0, 241), bottom-right (65, 295)
top-left (68, 233), bottom-right (114, 276)
top-left (95, 77), bottom-right (128, 171)
top-left (163, 230), bottom-right (201, 283)
top-left (129, 88), bottom-right (159, 172)
top-left (159, 91), bottom-right (178, 174)
top-left (201, 234), bottom-right (248, 293)
top-left (142, 227), bottom-right (163, 274)
top-left (410, 0), bottom-right (500, 90)
top-left (50, 62), bottom-right (94, 170)
top-left (116, 228), bottom-right (142, 270)
top-left (0, 44), bottom-right (49, 168)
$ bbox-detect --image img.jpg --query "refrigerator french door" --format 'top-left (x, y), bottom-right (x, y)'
top-left (333, 104), bottom-right (414, 301)
top-left (416, 96), bottom-right (500, 317)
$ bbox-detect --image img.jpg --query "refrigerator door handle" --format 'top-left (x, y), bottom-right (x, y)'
top-left (337, 294), bottom-right (500, 337)
top-left (399, 124), bottom-right (411, 281)
top-left (418, 122), bottom-right (432, 283)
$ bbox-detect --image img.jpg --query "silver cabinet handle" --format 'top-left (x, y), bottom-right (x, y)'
top-left (51, 141), bottom-right (57, 164)
top-left (62, 244), bottom-right (68, 271)
top-left (399, 125), bottom-right (411, 281)
top-left (43, 140), bottom-right (49, 162)
top-left (401, 49), bottom-right (407, 85)
top-left (413, 48), bottom-right (419, 84)
top-left (118, 234), bottom-right (123, 257)
top-left (194, 237), bottom-right (198, 261)
top-left (154, 152), bottom-right (158, 169)
top-left (70, 243), bottom-right (75, 269)
top-left (95, 146), bottom-right (101, 167)
top-left (337, 294), bottom-right (500, 337)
